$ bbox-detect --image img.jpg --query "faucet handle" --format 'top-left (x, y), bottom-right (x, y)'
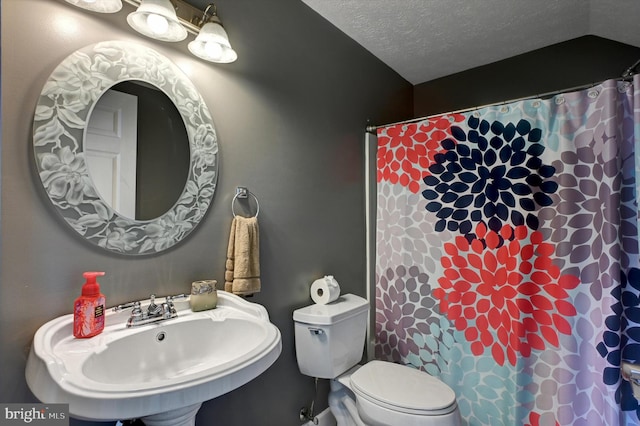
top-left (166, 293), bottom-right (188, 304)
top-left (126, 301), bottom-right (144, 327)
top-left (112, 301), bottom-right (137, 312)
top-left (160, 302), bottom-right (175, 319)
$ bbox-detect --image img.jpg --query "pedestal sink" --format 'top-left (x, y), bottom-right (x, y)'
top-left (25, 292), bottom-right (282, 425)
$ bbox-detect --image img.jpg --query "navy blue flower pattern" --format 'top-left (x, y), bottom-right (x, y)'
top-left (422, 116), bottom-right (557, 238)
top-left (598, 268), bottom-right (640, 416)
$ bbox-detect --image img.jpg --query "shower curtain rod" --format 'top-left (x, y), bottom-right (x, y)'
top-left (366, 69), bottom-right (638, 134)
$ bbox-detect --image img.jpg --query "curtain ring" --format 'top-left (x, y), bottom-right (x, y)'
top-left (232, 190), bottom-right (260, 218)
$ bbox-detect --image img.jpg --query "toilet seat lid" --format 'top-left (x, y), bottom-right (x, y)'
top-left (350, 360), bottom-right (456, 415)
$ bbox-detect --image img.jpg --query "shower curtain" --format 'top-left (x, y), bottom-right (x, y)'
top-left (374, 75), bottom-right (640, 425)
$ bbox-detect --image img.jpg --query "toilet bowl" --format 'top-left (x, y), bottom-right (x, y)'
top-left (329, 362), bottom-right (460, 426)
top-left (293, 294), bottom-right (461, 426)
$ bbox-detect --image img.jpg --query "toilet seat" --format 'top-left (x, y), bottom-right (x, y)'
top-left (350, 360), bottom-right (457, 416)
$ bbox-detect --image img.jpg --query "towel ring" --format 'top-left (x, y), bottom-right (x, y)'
top-left (232, 187), bottom-right (260, 218)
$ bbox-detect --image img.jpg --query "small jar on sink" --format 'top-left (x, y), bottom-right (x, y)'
top-left (190, 280), bottom-right (218, 311)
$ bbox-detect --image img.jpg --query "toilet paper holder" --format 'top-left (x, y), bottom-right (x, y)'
top-left (622, 361), bottom-right (640, 399)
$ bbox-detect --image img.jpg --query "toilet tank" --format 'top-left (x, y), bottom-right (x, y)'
top-left (293, 293), bottom-right (369, 379)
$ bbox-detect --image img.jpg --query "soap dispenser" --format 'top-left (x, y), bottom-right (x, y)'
top-left (73, 271), bottom-right (106, 338)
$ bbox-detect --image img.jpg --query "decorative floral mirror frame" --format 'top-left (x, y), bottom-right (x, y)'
top-left (33, 41), bottom-right (218, 255)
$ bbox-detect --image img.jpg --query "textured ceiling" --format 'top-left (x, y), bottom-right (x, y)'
top-left (301, 0), bottom-right (640, 85)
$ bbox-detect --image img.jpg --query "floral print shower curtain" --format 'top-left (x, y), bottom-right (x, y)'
top-left (374, 75), bottom-right (640, 425)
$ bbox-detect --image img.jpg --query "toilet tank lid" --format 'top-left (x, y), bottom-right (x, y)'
top-left (293, 294), bottom-right (369, 325)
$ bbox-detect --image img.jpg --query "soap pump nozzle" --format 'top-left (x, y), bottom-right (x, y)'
top-left (81, 271), bottom-right (105, 296)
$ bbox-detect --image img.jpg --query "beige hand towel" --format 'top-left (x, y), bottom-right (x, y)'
top-left (224, 216), bottom-right (261, 295)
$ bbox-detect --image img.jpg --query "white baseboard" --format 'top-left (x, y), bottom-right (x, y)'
top-left (303, 408), bottom-right (336, 426)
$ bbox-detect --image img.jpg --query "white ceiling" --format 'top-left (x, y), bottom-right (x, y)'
top-left (301, 0), bottom-right (640, 85)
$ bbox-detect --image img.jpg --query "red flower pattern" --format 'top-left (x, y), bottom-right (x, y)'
top-left (377, 114), bottom-right (465, 193)
top-left (525, 412), bottom-right (560, 426)
top-left (433, 222), bottom-right (580, 366)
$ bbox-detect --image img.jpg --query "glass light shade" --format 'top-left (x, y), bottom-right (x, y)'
top-left (65, 0), bottom-right (122, 13)
top-left (127, 0), bottom-right (187, 42)
top-left (188, 22), bottom-right (238, 63)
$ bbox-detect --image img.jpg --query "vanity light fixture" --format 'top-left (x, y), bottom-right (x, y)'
top-left (127, 0), bottom-right (187, 42)
top-left (64, 0), bottom-right (123, 13)
top-left (63, 0), bottom-right (238, 63)
top-left (188, 4), bottom-right (237, 63)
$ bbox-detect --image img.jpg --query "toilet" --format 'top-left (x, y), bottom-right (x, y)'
top-left (293, 293), bottom-right (461, 426)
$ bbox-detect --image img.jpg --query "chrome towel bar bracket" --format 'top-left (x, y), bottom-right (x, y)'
top-left (232, 186), bottom-right (260, 218)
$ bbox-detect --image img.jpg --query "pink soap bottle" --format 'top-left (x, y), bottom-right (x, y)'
top-left (73, 272), bottom-right (106, 338)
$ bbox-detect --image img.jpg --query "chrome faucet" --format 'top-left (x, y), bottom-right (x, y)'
top-left (113, 294), bottom-right (187, 327)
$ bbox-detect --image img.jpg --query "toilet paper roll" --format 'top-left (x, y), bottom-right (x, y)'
top-left (310, 275), bottom-right (341, 305)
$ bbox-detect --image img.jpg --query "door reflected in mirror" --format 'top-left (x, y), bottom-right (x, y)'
top-left (85, 81), bottom-right (190, 221)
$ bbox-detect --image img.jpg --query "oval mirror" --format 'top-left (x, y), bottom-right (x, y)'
top-left (33, 41), bottom-right (219, 255)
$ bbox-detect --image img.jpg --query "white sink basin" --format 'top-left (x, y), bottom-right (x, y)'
top-left (26, 292), bottom-right (282, 424)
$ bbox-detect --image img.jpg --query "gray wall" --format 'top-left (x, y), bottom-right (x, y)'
top-left (414, 35), bottom-right (640, 117)
top-left (0, 1), bottom-right (412, 425)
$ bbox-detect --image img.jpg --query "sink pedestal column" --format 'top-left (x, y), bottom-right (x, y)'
top-left (141, 403), bottom-right (202, 426)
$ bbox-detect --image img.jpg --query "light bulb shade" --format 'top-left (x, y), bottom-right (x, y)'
top-left (188, 22), bottom-right (238, 63)
top-left (127, 0), bottom-right (187, 42)
top-left (65, 0), bottom-right (122, 13)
